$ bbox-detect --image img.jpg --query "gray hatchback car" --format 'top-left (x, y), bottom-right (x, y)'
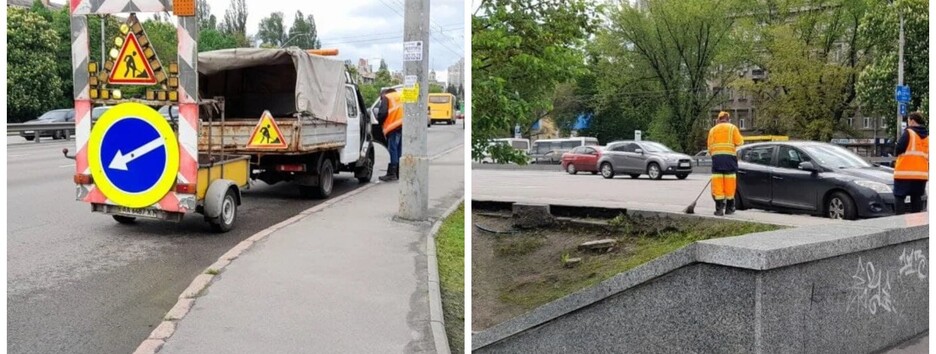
top-left (597, 140), bottom-right (694, 179)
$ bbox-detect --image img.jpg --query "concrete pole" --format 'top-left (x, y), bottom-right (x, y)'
top-left (896, 10), bottom-right (904, 142)
top-left (398, 0), bottom-right (430, 221)
top-left (101, 15), bottom-right (106, 65)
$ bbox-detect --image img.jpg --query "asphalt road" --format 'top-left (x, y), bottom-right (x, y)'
top-left (472, 169), bottom-right (845, 227)
top-left (7, 123), bottom-right (464, 354)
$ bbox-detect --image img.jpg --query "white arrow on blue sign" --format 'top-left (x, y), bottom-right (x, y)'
top-left (895, 85), bottom-right (911, 103)
top-left (100, 118), bottom-right (169, 193)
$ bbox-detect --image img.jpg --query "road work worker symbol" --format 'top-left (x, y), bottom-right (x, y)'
top-left (109, 32), bottom-right (158, 85)
top-left (87, 103), bottom-right (179, 208)
top-left (247, 111), bottom-right (288, 148)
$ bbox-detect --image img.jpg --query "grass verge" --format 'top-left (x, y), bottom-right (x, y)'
top-left (436, 203), bottom-right (464, 353)
top-left (472, 212), bottom-right (781, 330)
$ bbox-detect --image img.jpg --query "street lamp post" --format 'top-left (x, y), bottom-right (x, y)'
top-left (895, 1), bottom-right (905, 142)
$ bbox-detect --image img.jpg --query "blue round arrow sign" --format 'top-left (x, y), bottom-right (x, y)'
top-left (100, 117), bottom-right (167, 194)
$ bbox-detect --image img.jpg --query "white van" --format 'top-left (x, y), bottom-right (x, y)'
top-left (530, 137), bottom-right (599, 164)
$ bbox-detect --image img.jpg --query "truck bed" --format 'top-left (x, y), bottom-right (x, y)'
top-left (197, 117), bottom-right (346, 155)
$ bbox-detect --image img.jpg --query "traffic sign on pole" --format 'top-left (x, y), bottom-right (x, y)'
top-left (899, 103), bottom-right (908, 116)
top-left (895, 85), bottom-right (911, 103)
top-left (88, 103), bottom-right (179, 208)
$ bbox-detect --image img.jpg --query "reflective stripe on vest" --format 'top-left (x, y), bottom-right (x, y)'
top-left (382, 92), bottom-right (403, 135)
top-left (709, 123), bottom-right (738, 156)
top-left (894, 129), bottom-right (929, 180)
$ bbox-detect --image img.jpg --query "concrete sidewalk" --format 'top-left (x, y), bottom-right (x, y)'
top-left (156, 147), bottom-right (464, 353)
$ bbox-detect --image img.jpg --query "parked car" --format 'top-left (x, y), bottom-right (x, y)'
top-left (735, 141), bottom-right (922, 220)
top-left (597, 140), bottom-right (693, 179)
top-left (21, 109), bottom-right (75, 140)
top-left (561, 145), bottom-right (603, 175)
top-left (694, 150), bottom-right (712, 166)
top-left (530, 137), bottom-right (600, 164)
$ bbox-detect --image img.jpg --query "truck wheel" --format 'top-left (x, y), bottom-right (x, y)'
top-left (209, 188), bottom-right (238, 232)
top-left (113, 215), bottom-right (136, 224)
top-left (300, 158), bottom-right (334, 199)
top-left (355, 147), bottom-right (375, 183)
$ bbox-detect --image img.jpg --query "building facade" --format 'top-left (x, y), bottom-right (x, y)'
top-left (447, 57), bottom-right (464, 90)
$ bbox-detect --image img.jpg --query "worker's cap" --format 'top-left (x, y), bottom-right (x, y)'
top-left (717, 111), bottom-right (730, 120)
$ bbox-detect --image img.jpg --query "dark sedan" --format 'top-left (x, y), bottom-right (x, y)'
top-left (736, 141), bottom-right (922, 220)
top-left (20, 109), bottom-right (74, 140)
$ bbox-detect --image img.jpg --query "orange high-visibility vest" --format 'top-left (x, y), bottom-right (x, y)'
top-left (382, 91), bottom-right (403, 135)
top-left (708, 122), bottom-right (744, 156)
top-left (894, 129), bottom-right (929, 180)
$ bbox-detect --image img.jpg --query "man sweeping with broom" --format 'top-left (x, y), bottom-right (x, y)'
top-left (706, 111), bottom-right (744, 216)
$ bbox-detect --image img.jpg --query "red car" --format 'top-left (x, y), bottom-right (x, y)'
top-left (561, 145), bottom-right (603, 174)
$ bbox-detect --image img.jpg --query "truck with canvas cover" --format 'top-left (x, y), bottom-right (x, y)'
top-left (195, 48), bottom-right (377, 199)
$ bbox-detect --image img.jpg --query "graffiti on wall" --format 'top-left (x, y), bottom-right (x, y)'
top-left (846, 257), bottom-right (897, 315)
top-left (897, 248), bottom-right (927, 280)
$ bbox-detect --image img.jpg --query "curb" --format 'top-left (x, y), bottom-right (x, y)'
top-left (427, 196), bottom-right (465, 354)
top-left (134, 144), bottom-right (464, 354)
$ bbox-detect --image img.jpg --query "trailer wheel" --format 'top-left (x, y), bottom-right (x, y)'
top-left (209, 188), bottom-right (238, 232)
top-left (113, 215), bottom-right (136, 224)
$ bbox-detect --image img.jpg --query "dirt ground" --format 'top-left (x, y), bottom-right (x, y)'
top-left (471, 211), bottom-right (779, 331)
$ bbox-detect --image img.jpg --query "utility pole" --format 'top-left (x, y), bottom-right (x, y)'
top-left (398, 0), bottom-right (430, 221)
top-left (896, 10), bottom-right (905, 143)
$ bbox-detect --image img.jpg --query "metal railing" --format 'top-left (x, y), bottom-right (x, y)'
top-left (7, 122), bottom-right (75, 143)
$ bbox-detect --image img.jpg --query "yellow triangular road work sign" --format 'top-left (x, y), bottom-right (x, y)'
top-left (109, 32), bottom-right (158, 85)
top-left (247, 111), bottom-right (288, 148)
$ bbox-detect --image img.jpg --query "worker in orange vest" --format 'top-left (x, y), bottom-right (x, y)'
top-left (893, 111), bottom-right (928, 214)
top-left (377, 88), bottom-right (403, 182)
top-left (707, 111), bottom-right (744, 216)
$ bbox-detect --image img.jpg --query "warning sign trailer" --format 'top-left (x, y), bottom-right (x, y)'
top-left (66, 1), bottom-right (251, 232)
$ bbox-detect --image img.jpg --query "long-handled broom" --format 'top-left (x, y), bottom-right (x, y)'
top-left (683, 180), bottom-right (712, 214)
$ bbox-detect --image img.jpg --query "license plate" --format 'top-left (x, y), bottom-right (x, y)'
top-left (112, 206), bottom-right (162, 219)
top-left (679, 162), bottom-right (690, 168)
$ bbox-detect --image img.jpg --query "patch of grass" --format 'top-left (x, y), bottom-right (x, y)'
top-left (205, 268), bottom-right (220, 275)
top-left (492, 216), bottom-right (781, 316)
top-left (495, 237), bottom-right (544, 257)
top-left (436, 203), bottom-right (464, 354)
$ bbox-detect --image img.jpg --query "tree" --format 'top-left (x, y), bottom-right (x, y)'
top-left (735, 0), bottom-right (872, 142)
top-left (605, 0), bottom-right (748, 152)
top-left (429, 83), bottom-right (444, 94)
top-left (856, 0), bottom-right (928, 138)
top-left (199, 28), bottom-right (239, 52)
top-left (8, 7), bottom-right (63, 122)
top-left (472, 0), bottom-right (598, 163)
top-left (197, 0), bottom-right (217, 30)
top-left (143, 20), bottom-right (178, 66)
top-left (287, 11), bottom-right (321, 49)
top-left (220, 0), bottom-right (249, 46)
top-left (257, 12), bottom-right (287, 47)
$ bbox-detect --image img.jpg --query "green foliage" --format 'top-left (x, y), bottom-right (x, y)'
top-left (287, 11), bottom-right (321, 49)
top-left (143, 20), bottom-right (178, 65)
top-left (257, 12), bottom-right (287, 47)
top-left (220, 0), bottom-right (249, 46)
top-left (605, 0), bottom-right (748, 152)
top-left (197, 0), bottom-right (217, 30)
top-left (199, 28), bottom-right (239, 52)
top-left (857, 0), bottom-right (928, 138)
top-left (473, 0), bottom-right (599, 163)
top-left (429, 83), bottom-right (444, 94)
top-left (359, 84), bottom-right (379, 106)
top-left (7, 7), bottom-right (63, 122)
top-left (734, 0), bottom-right (872, 142)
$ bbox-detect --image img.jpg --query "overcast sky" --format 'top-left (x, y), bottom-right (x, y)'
top-left (52, 0), bottom-right (465, 83)
top-left (208, 0), bottom-right (466, 82)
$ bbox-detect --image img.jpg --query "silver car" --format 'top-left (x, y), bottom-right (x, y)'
top-left (597, 140), bottom-right (694, 180)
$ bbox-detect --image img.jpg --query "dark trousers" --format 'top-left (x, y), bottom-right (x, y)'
top-left (895, 194), bottom-right (925, 215)
top-left (387, 130), bottom-right (402, 166)
top-left (894, 179), bottom-right (927, 215)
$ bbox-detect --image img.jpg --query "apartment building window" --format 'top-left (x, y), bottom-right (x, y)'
top-left (863, 117), bottom-right (871, 129)
top-left (881, 117), bottom-right (887, 128)
top-left (847, 118), bottom-right (854, 127)
top-left (739, 118), bottom-right (746, 129)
